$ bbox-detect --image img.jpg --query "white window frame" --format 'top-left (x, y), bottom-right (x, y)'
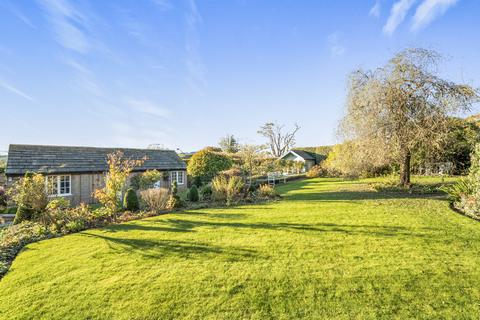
top-left (170, 171), bottom-right (184, 185)
top-left (45, 175), bottom-right (72, 197)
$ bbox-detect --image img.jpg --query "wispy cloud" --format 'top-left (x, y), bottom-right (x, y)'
top-left (37, 0), bottom-right (92, 54)
top-left (0, 79), bottom-right (35, 102)
top-left (151, 0), bottom-right (173, 11)
top-left (111, 121), bottom-right (172, 149)
top-left (327, 32), bottom-right (346, 57)
top-left (185, 0), bottom-right (206, 94)
top-left (383, 0), bottom-right (416, 35)
top-left (412, 0), bottom-right (458, 31)
top-left (63, 58), bottom-right (104, 96)
top-left (2, 1), bottom-right (36, 28)
top-left (127, 99), bottom-right (171, 118)
top-left (369, 1), bottom-right (381, 18)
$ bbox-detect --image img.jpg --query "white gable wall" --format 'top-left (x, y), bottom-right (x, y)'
top-left (282, 152), bottom-right (305, 162)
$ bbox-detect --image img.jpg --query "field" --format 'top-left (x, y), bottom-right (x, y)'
top-left (0, 177), bottom-right (479, 319)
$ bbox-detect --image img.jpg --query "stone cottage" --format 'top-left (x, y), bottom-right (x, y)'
top-left (5, 144), bottom-right (187, 206)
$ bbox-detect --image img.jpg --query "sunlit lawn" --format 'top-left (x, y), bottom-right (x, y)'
top-left (0, 177), bottom-right (479, 319)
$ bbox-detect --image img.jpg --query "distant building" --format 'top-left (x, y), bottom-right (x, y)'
top-left (6, 144), bottom-right (187, 206)
top-left (280, 149), bottom-right (324, 172)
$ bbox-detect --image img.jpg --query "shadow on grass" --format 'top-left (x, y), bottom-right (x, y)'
top-left (150, 218), bottom-right (436, 238)
top-left (180, 212), bottom-right (250, 219)
top-left (82, 232), bottom-right (258, 261)
top-left (280, 179), bottom-right (446, 202)
top-left (283, 191), bottom-right (445, 202)
top-left (103, 223), bottom-right (195, 233)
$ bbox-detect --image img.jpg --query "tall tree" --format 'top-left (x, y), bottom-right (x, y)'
top-left (340, 48), bottom-right (479, 186)
top-left (218, 134), bottom-right (239, 153)
top-left (258, 123), bottom-right (300, 157)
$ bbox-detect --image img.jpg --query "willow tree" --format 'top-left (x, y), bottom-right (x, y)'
top-left (340, 48), bottom-right (479, 186)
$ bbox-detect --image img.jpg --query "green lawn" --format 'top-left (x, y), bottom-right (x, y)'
top-left (1, 177), bottom-right (480, 319)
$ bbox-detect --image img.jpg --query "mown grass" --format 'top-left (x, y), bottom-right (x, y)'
top-left (1, 177), bottom-right (479, 319)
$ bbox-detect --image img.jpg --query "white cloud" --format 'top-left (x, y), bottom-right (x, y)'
top-left (369, 1), bottom-right (381, 18)
top-left (383, 0), bottom-right (416, 35)
top-left (327, 32), bottom-right (346, 57)
top-left (412, 0), bottom-right (458, 31)
top-left (0, 79), bottom-right (35, 102)
top-left (37, 0), bottom-right (92, 54)
top-left (127, 99), bottom-right (171, 118)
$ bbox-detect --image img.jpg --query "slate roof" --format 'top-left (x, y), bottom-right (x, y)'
top-left (290, 149), bottom-right (316, 161)
top-left (6, 144), bottom-right (186, 176)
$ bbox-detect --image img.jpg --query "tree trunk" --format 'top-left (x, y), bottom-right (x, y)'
top-left (400, 150), bottom-right (411, 187)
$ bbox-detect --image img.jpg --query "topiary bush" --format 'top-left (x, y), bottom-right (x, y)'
top-left (200, 185), bottom-right (212, 201)
top-left (123, 188), bottom-right (139, 211)
top-left (0, 187), bottom-right (6, 207)
top-left (187, 185), bottom-right (199, 202)
top-left (187, 148), bottom-right (233, 184)
top-left (167, 181), bottom-right (182, 209)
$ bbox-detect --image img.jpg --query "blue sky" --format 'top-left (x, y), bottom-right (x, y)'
top-left (0, 0), bottom-right (479, 153)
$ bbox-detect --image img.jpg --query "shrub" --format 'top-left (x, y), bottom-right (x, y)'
top-left (440, 178), bottom-right (474, 203)
top-left (323, 142), bottom-right (389, 178)
top-left (219, 167), bottom-right (243, 178)
top-left (0, 187), bottom-right (6, 207)
top-left (247, 183), bottom-right (260, 194)
top-left (192, 176), bottom-right (203, 187)
top-left (306, 165), bottom-right (325, 178)
top-left (139, 188), bottom-right (170, 212)
top-left (258, 184), bottom-right (277, 199)
top-left (187, 148), bottom-right (233, 184)
top-left (7, 172), bottom-right (49, 221)
top-left (130, 170), bottom-right (164, 191)
top-left (200, 185), bottom-right (212, 201)
top-left (65, 203), bottom-right (93, 228)
top-left (0, 221), bottom-right (53, 277)
top-left (64, 220), bottom-right (86, 233)
top-left (13, 206), bottom-right (33, 225)
top-left (167, 181), bottom-right (182, 210)
top-left (41, 198), bottom-right (71, 227)
top-left (187, 185), bottom-right (199, 202)
top-left (94, 151), bottom-right (145, 220)
top-left (443, 144), bottom-right (480, 219)
top-left (91, 206), bottom-right (113, 221)
top-left (212, 175), bottom-right (244, 206)
top-left (123, 188), bottom-right (139, 211)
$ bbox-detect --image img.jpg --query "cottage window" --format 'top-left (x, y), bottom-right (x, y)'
top-left (170, 171), bottom-right (184, 185)
top-left (46, 175), bottom-right (71, 196)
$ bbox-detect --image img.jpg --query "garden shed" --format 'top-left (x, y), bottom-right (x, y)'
top-left (280, 149), bottom-right (322, 172)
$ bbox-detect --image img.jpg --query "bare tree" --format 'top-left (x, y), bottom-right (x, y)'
top-left (238, 144), bottom-right (265, 184)
top-left (258, 123), bottom-right (300, 157)
top-left (340, 48), bottom-right (479, 186)
top-left (218, 134), bottom-right (239, 153)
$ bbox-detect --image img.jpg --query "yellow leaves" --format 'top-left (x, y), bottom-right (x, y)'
top-left (94, 151), bottom-right (145, 215)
